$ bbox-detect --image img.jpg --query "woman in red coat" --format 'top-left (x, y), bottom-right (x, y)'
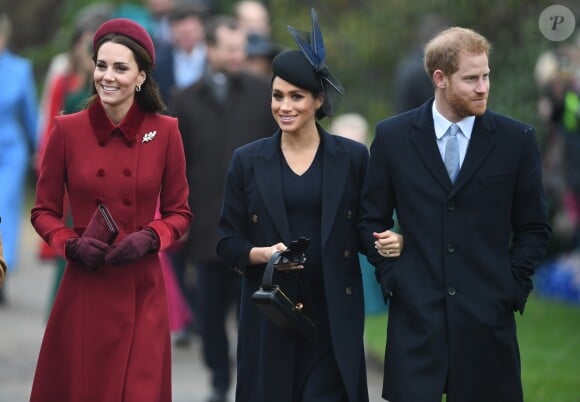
top-left (30, 18), bottom-right (192, 402)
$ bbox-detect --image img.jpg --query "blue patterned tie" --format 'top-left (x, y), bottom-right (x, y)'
top-left (444, 124), bottom-right (460, 183)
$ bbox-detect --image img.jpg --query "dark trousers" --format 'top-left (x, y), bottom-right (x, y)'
top-left (196, 259), bottom-right (241, 393)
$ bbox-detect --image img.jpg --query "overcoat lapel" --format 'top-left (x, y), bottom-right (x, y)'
top-left (450, 112), bottom-right (496, 197)
top-left (320, 130), bottom-right (348, 252)
top-left (410, 103), bottom-right (497, 195)
top-left (253, 131), bottom-right (292, 243)
top-left (410, 103), bottom-right (452, 192)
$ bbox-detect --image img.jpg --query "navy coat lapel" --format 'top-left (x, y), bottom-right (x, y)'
top-left (410, 102), bottom-right (497, 194)
top-left (320, 129), bottom-right (349, 251)
top-left (252, 127), bottom-right (349, 248)
top-left (410, 101), bottom-right (452, 191)
top-left (253, 131), bottom-right (292, 243)
top-left (451, 112), bottom-right (496, 196)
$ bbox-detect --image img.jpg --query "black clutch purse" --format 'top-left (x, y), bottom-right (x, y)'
top-left (251, 238), bottom-right (317, 342)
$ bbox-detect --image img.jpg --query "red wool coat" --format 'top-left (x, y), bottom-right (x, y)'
top-left (30, 100), bottom-right (192, 402)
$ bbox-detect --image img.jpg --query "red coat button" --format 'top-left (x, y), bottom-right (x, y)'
top-left (123, 197), bottom-right (132, 206)
top-left (123, 168), bottom-right (132, 177)
top-left (97, 169), bottom-right (105, 177)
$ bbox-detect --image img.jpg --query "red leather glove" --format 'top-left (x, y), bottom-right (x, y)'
top-left (105, 229), bottom-right (159, 265)
top-left (65, 237), bottom-right (109, 270)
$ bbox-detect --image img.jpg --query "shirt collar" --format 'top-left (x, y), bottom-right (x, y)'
top-left (432, 101), bottom-right (475, 140)
top-left (89, 100), bottom-right (146, 146)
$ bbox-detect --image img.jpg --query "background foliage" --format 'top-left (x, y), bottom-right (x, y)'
top-left (2, 0), bottom-right (579, 140)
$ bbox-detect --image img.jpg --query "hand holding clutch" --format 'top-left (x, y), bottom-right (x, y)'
top-left (105, 228), bottom-right (159, 265)
top-left (65, 237), bottom-right (109, 270)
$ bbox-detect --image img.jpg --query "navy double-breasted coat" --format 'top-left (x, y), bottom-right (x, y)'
top-left (359, 99), bottom-right (551, 402)
top-left (217, 128), bottom-right (369, 402)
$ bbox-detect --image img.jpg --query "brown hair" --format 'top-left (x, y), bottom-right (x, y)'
top-left (88, 33), bottom-right (166, 113)
top-left (424, 27), bottom-right (491, 82)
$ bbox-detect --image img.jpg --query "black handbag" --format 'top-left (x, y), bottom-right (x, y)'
top-left (252, 245), bottom-right (317, 342)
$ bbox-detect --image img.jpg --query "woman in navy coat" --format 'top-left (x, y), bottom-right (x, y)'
top-left (0, 14), bottom-right (38, 299)
top-left (217, 10), bottom-right (401, 402)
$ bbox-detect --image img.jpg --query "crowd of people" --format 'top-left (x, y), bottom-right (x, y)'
top-left (2, 0), bottom-right (578, 401)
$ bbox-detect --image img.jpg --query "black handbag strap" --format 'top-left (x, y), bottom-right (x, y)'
top-left (259, 251), bottom-right (315, 321)
top-left (261, 251), bottom-right (282, 290)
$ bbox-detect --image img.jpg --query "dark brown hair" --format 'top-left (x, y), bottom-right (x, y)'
top-left (88, 33), bottom-right (165, 113)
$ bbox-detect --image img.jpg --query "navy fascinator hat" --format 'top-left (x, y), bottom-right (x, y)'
top-left (271, 8), bottom-right (344, 118)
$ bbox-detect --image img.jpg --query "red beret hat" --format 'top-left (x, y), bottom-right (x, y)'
top-left (93, 18), bottom-right (155, 64)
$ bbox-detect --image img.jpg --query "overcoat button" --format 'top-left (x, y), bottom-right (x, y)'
top-left (447, 243), bottom-right (456, 253)
top-left (347, 210), bottom-right (352, 220)
top-left (448, 202), bottom-right (455, 211)
top-left (343, 249), bottom-right (351, 258)
top-left (123, 168), bottom-right (132, 176)
top-left (95, 197), bottom-right (103, 205)
top-left (97, 169), bottom-right (105, 177)
top-left (448, 287), bottom-right (456, 296)
top-left (123, 197), bottom-right (132, 206)
top-left (251, 215), bottom-right (258, 223)
top-left (345, 287), bottom-right (353, 296)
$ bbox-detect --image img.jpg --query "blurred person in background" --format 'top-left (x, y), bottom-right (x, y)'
top-left (234, 0), bottom-right (270, 36)
top-left (330, 113), bottom-right (400, 317)
top-left (146, 0), bottom-right (175, 47)
top-left (30, 18), bottom-right (192, 401)
top-left (37, 4), bottom-right (113, 145)
top-left (534, 35), bottom-right (580, 255)
top-left (392, 14), bottom-right (448, 114)
top-left (243, 31), bottom-right (279, 77)
top-left (169, 15), bottom-right (277, 402)
top-left (0, 12), bottom-right (38, 304)
top-left (153, 1), bottom-right (209, 346)
top-left (154, 2), bottom-right (208, 104)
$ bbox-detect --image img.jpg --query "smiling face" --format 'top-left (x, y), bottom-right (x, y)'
top-left (93, 41), bottom-right (145, 118)
top-left (435, 51), bottom-right (490, 122)
top-left (271, 76), bottom-right (323, 135)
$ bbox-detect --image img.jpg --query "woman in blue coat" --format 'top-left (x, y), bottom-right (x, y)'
top-left (0, 14), bottom-right (38, 301)
top-left (217, 9), bottom-right (401, 402)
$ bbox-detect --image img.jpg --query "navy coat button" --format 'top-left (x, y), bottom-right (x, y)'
top-left (345, 287), bottom-right (353, 296)
top-left (251, 215), bottom-right (258, 223)
top-left (448, 287), bottom-right (456, 296)
top-left (347, 210), bottom-right (352, 220)
top-left (448, 201), bottom-right (455, 211)
top-left (447, 243), bottom-right (456, 253)
top-left (343, 249), bottom-right (351, 258)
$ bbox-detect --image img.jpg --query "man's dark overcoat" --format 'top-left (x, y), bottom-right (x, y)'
top-left (359, 99), bottom-right (551, 402)
top-left (217, 129), bottom-right (369, 402)
top-left (169, 72), bottom-right (278, 261)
